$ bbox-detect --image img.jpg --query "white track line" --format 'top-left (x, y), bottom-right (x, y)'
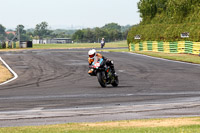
top-left (0, 57), bottom-right (18, 85)
top-left (127, 52), bottom-right (200, 67)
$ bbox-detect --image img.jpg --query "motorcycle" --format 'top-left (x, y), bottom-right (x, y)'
top-left (88, 58), bottom-right (119, 88)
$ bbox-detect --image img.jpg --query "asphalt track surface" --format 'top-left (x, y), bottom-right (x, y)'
top-left (0, 48), bottom-right (200, 127)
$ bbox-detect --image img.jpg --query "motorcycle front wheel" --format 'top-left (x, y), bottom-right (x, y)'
top-left (97, 71), bottom-right (107, 88)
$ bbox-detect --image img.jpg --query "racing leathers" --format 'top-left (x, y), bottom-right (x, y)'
top-left (88, 53), bottom-right (115, 74)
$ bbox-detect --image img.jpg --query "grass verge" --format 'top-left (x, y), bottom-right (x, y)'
top-left (0, 41), bottom-right (128, 51)
top-left (97, 49), bottom-right (129, 52)
top-left (33, 41), bottom-right (128, 49)
top-left (101, 49), bottom-right (200, 65)
top-left (1, 117), bottom-right (200, 133)
top-left (133, 51), bottom-right (200, 64)
top-left (0, 62), bottom-right (13, 83)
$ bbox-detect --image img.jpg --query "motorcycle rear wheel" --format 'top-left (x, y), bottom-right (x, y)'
top-left (97, 72), bottom-right (107, 88)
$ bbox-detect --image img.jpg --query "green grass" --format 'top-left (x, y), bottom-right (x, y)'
top-left (133, 51), bottom-right (200, 64)
top-left (101, 48), bottom-right (200, 65)
top-left (33, 41), bottom-right (128, 49)
top-left (1, 118), bottom-right (200, 133)
top-left (67, 125), bottom-right (200, 133)
top-left (97, 49), bottom-right (129, 52)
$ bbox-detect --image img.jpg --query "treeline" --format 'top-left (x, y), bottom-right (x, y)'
top-left (127, 0), bottom-right (200, 43)
top-left (0, 22), bottom-right (76, 42)
top-left (72, 23), bottom-right (130, 43)
top-left (138, 0), bottom-right (200, 24)
top-left (0, 22), bottom-right (131, 43)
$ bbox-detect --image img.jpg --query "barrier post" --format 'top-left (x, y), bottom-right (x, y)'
top-left (185, 41), bottom-right (192, 54)
top-left (139, 42), bottom-right (143, 51)
top-left (157, 41), bottom-right (164, 52)
top-left (143, 41), bottom-right (148, 51)
top-left (131, 43), bottom-right (135, 51)
top-left (147, 41), bottom-right (153, 51)
top-left (192, 42), bottom-right (200, 55)
top-left (169, 42), bottom-right (178, 53)
top-left (13, 42), bottom-right (16, 48)
top-left (152, 41), bottom-right (158, 52)
top-left (177, 41), bottom-right (185, 53)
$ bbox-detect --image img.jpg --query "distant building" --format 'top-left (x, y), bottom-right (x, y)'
top-left (6, 31), bottom-right (16, 35)
top-left (32, 38), bottom-right (72, 44)
top-left (32, 39), bottom-right (40, 44)
top-left (50, 38), bottom-right (72, 44)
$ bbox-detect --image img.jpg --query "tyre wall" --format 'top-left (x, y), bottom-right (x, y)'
top-left (129, 41), bottom-right (200, 55)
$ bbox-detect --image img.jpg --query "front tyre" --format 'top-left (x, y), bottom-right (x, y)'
top-left (97, 71), bottom-right (107, 88)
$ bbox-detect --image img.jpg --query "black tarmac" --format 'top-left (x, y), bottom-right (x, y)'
top-left (0, 49), bottom-right (200, 127)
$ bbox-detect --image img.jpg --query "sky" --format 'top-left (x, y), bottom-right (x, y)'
top-left (0, 0), bottom-right (141, 30)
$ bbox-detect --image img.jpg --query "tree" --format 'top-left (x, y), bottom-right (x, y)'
top-left (34, 22), bottom-right (51, 39)
top-left (16, 24), bottom-right (31, 41)
top-left (71, 23), bottom-right (127, 43)
top-left (102, 23), bottom-right (121, 31)
top-left (7, 33), bottom-right (15, 41)
top-left (72, 30), bottom-right (84, 42)
top-left (0, 24), bottom-right (6, 41)
top-left (102, 23), bottom-right (122, 42)
top-left (20, 34), bottom-right (31, 41)
top-left (137, 0), bottom-right (168, 23)
top-left (83, 28), bottom-right (95, 43)
top-left (16, 24), bottom-right (26, 34)
top-left (94, 27), bottom-right (108, 42)
top-left (137, 0), bottom-right (200, 24)
top-left (108, 30), bottom-right (122, 41)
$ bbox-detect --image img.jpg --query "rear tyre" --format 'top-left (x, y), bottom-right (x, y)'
top-left (111, 76), bottom-right (119, 87)
top-left (97, 72), bottom-right (107, 88)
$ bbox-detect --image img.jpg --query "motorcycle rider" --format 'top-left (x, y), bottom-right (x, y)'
top-left (88, 49), bottom-right (115, 75)
top-left (101, 38), bottom-right (105, 48)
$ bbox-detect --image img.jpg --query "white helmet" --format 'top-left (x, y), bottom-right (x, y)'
top-left (88, 49), bottom-right (96, 59)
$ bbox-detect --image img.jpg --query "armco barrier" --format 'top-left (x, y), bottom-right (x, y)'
top-left (129, 41), bottom-right (200, 55)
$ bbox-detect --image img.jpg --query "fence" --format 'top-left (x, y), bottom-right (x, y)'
top-left (129, 41), bottom-right (200, 55)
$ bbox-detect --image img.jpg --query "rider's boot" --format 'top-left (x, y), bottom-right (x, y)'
top-left (110, 65), bottom-right (116, 76)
